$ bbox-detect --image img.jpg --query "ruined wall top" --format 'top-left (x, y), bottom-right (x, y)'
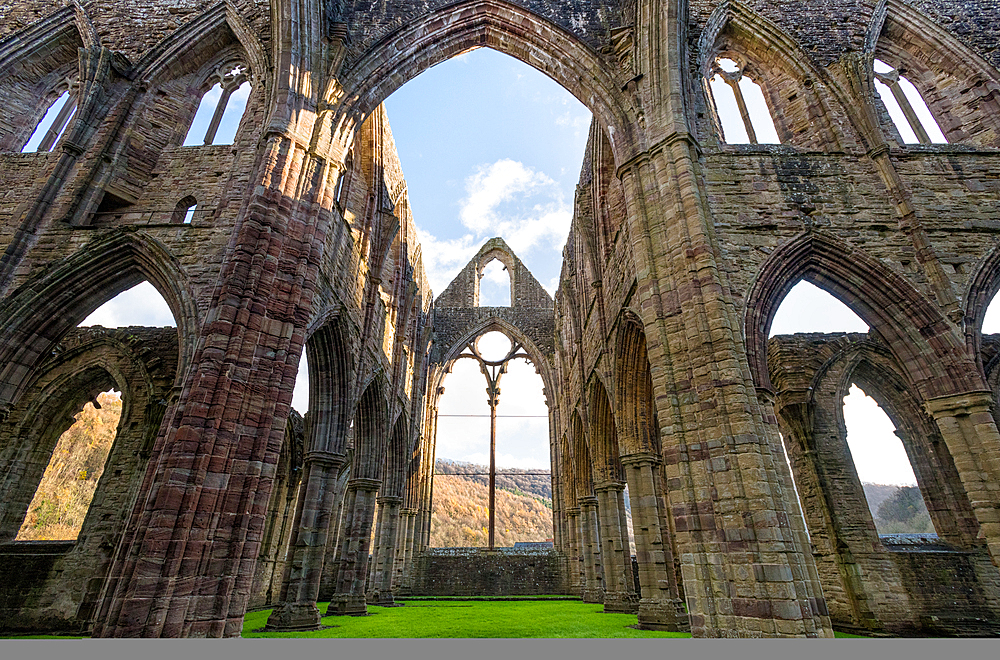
top-left (435, 237), bottom-right (553, 310)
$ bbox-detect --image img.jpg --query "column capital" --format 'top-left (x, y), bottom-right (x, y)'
top-left (578, 496), bottom-right (599, 508)
top-left (594, 480), bottom-right (626, 493)
top-left (566, 507), bottom-right (582, 516)
top-left (347, 477), bottom-right (381, 492)
top-left (304, 450), bottom-right (347, 469)
top-left (620, 452), bottom-right (662, 468)
top-left (377, 496), bottom-right (403, 506)
top-left (923, 391), bottom-right (994, 418)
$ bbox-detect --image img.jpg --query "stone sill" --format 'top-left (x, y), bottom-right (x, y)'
top-left (0, 540), bottom-right (75, 555)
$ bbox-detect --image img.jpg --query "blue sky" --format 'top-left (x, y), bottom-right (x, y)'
top-left (78, 47), bottom-right (990, 491)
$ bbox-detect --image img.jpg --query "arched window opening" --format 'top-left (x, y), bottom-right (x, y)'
top-left (182, 63), bottom-right (251, 146)
top-left (844, 384), bottom-right (936, 536)
top-left (383, 47), bottom-right (587, 299)
top-left (622, 484), bottom-right (636, 554)
top-left (172, 196), bottom-right (197, 224)
top-left (15, 389), bottom-right (122, 541)
top-left (769, 280), bottom-right (869, 336)
top-left (873, 59), bottom-right (947, 145)
top-left (21, 89), bottom-right (78, 153)
top-left (79, 281), bottom-right (176, 329)
top-left (291, 352), bottom-right (309, 415)
top-left (983, 290), bottom-right (1000, 335)
top-left (707, 57), bottom-right (780, 144)
top-left (431, 331), bottom-right (552, 547)
top-left (777, 432), bottom-right (810, 542)
top-left (478, 259), bottom-right (512, 307)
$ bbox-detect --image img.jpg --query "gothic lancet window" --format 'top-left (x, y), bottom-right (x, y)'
top-left (22, 86), bottom-right (78, 153)
top-left (183, 62), bottom-right (251, 146)
top-left (873, 59), bottom-right (947, 144)
top-left (708, 57), bottom-right (780, 144)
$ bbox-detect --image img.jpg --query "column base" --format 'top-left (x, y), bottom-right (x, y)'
top-left (325, 594), bottom-right (368, 616)
top-left (603, 592), bottom-right (640, 614)
top-left (636, 598), bottom-right (688, 632)
top-left (582, 589), bottom-right (605, 604)
top-left (263, 602), bottom-right (322, 631)
top-left (366, 590), bottom-right (397, 606)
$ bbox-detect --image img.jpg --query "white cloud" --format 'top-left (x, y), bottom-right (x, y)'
top-left (80, 281), bottom-right (176, 328)
top-left (415, 159), bottom-right (572, 296)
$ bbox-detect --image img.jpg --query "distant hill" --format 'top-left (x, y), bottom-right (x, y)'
top-left (431, 459), bottom-right (636, 552)
top-left (17, 391), bottom-right (122, 541)
top-left (431, 459), bottom-right (553, 547)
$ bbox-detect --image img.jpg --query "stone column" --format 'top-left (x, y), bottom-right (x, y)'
top-left (327, 478), bottom-right (381, 615)
top-left (595, 481), bottom-right (638, 613)
top-left (367, 495), bottom-right (403, 605)
top-left (617, 136), bottom-right (832, 636)
top-left (396, 508), bottom-right (417, 592)
top-left (925, 393), bottom-right (1000, 566)
top-left (578, 496), bottom-right (604, 603)
top-left (265, 451), bottom-right (346, 630)
top-left (621, 453), bottom-right (684, 630)
top-left (565, 507), bottom-right (582, 594)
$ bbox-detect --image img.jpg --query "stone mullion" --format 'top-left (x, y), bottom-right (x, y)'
top-left (578, 496), bottom-right (604, 603)
top-left (836, 55), bottom-right (960, 321)
top-left (92, 129), bottom-right (334, 637)
top-left (327, 478), bottom-right (380, 615)
top-left (368, 495), bottom-right (402, 605)
top-left (621, 453), bottom-right (682, 630)
top-left (924, 393), bottom-right (1000, 566)
top-left (619, 138), bottom-right (830, 636)
top-left (595, 481), bottom-right (637, 613)
top-left (265, 451), bottom-right (346, 631)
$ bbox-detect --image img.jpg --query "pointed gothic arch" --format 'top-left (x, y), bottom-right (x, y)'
top-left (332, 0), bottom-right (635, 165)
top-left (745, 231), bottom-right (981, 398)
top-left (0, 7), bottom-right (84, 152)
top-left (0, 232), bottom-right (200, 411)
top-left (697, 0), bottom-right (854, 150)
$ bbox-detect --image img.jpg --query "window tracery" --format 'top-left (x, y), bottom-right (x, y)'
top-left (21, 82), bottom-right (78, 153)
top-left (707, 56), bottom-right (780, 144)
top-left (873, 59), bottom-right (947, 144)
top-left (182, 61), bottom-right (251, 146)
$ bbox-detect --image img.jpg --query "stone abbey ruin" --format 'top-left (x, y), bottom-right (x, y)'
top-left (2, 0), bottom-right (1000, 639)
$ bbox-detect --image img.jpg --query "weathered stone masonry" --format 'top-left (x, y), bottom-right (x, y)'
top-left (0, 0), bottom-right (999, 639)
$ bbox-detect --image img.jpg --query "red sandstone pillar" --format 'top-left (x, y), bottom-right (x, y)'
top-left (91, 131), bottom-right (334, 638)
top-left (327, 478), bottom-right (380, 615)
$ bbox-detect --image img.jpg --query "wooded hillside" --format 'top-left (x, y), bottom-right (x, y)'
top-left (17, 390), bottom-right (121, 541)
top-left (430, 459), bottom-right (553, 547)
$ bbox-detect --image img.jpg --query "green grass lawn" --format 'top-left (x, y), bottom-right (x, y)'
top-left (0, 601), bottom-right (869, 639)
top-left (243, 599), bottom-right (691, 638)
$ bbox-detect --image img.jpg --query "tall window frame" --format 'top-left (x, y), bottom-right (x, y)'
top-left (706, 55), bottom-right (781, 145)
top-left (182, 60), bottom-right (251, 147)
top-left (21, 79), bottom-right (79, 153)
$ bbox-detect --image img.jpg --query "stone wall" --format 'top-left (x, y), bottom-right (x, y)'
top-left (406, 548), bottom-right (569, 597)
